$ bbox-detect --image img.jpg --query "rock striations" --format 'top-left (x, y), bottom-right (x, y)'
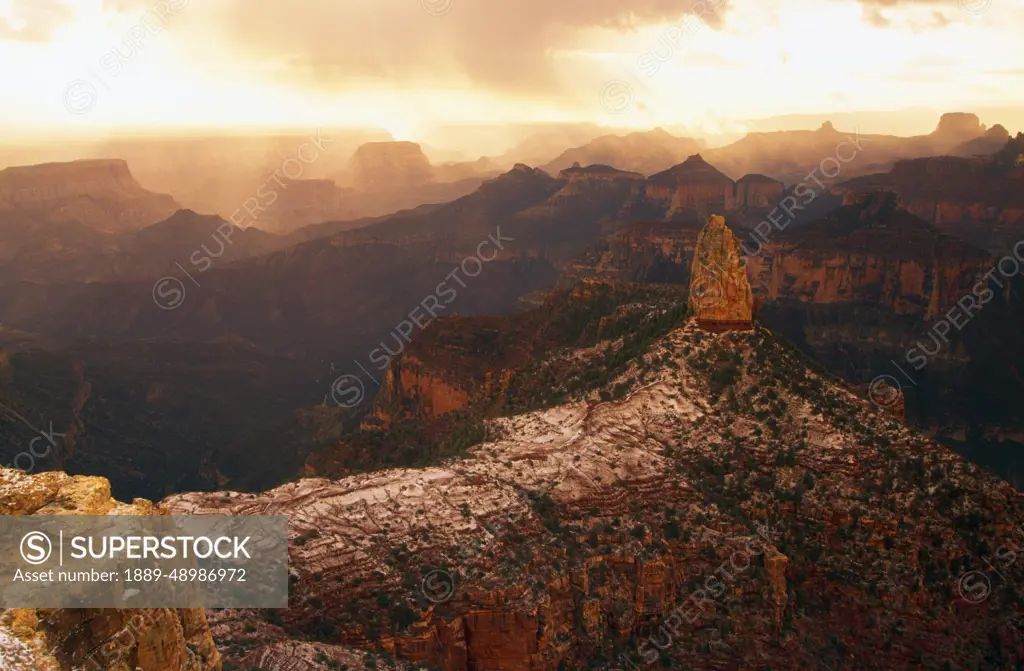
top-left (167, 317), bottom-right (1024, 670)
top-left (688, 214), bottom-right (753, 331)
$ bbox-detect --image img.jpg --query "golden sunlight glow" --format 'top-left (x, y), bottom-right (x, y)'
top-left (0, 0), bottom-right (1022, 144)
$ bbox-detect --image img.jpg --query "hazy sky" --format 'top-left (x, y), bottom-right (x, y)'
top-left (1, 0), bottom-right (1022, 142)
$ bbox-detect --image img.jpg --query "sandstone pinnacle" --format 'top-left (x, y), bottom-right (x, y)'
top-left (688, 214), bottom-right (753, 331)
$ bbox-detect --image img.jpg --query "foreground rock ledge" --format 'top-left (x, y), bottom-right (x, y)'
top-left (0, 468), bottom-right (221, 671)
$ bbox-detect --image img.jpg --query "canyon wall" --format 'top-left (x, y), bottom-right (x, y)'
top-left (0, 159), bottom-right (179, 231)
top-left (368, 353), bottom-right (472, 428)
top-left (838, 151), bottom-right (1024, 254)
top-left (347, 142), bottom-right (435, 191)
top-left (733, 174), bottom-right (785, 209)
top-left (745, 192), bottom-right (994, 317)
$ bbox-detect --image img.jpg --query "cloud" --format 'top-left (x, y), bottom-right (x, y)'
top-left (174, 0), bottom-right (732, 96)
top-left (0, 0), bottom-right (74, 42)
top-left (856, 0), bottom-right (983, 26)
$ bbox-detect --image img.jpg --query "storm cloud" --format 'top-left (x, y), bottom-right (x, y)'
top-left (164, 0), bottom-right (732, 95)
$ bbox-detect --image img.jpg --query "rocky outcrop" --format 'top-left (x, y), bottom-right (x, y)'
top-left (763, 548), bottom-right (789, 627)
top-left (357, 285), bottom-right (663, 432)
top-left (347, 142), bottom-right (435, 192)
top-left (573, 191), bottom-right (993, 330)
top-left (167, 324), bottom-right (790, 670)
top-left (639, 156), bottom-right (785, 223)
top-left (688, 215), bottom-right (753, 330)
top-left (0, 159), bottom-right (179, 232)
top-left (932, 112), bottom-right (986, 142)
top-left (551, 164), bottom-right (646, 201)
top-left (646, 155), bottom-right (736, 219)
top-left (568, 192), bottom-right (1021, 442)
top-left (838, 151), bottom-right (1024, 254)
top-left (367, 353), bottom-right (472, 428)
top-left (733, 174), bottom-right (784, 209)
top-left (0, 468), bottom-right (220, 671)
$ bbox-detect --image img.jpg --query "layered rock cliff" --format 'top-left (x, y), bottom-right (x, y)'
top-left (0, 468), bottom-right (220, 671)
top-left (567, 221), bottom-right (701, 285)
top-left (733, 174), bottom-right (785, 209)
top-left (368, 352), bottom-right (472, 428)
top-left (575, 193), bottom-right (994, 324)
top-left (838, 147), bottom-right (1024, 254)
top-left (347, 142), bottom-right (435, 192)
top-left (642, 155), bottom-right (784, 223)
top-left (745, 191), bottom-right (994, 316)
top-left (0, 159), bottom-right (179, 232)
top-left (645, 155), bottom-right (737, 219)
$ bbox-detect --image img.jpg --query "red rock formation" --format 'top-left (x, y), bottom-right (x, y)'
top-left (744, 192), bottom-right (995, 318)
top-left (688, 215), bottom-right (753, 330)
top-left (0, 468), bottom-right (220, 671)
top-left (733, 173), bottom-right (784, 209)
top-left (566, 221), bottom-right (701, 285)
top-left (0, 159), bottom-right (179, 231)
top-left (839, 153), bottom-right (1024, 254)
top-left (646, 155), bottom-right (736, 219)
top-left (932, 112), bottom-right (986, 142)
top-left (552, 164), bottom-right (646, 200)
top-left (367, 353), bottom-right (472, 428)
top-left (763, 548), bottom-right (789, 626)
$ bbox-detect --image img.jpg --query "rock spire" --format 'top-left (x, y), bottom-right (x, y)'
top-left (688, 214), bottom-right (753, 331)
